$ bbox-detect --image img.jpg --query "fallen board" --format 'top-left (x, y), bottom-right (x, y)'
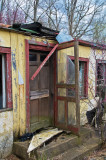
top-left (27, 128), bottom-right (63, 153)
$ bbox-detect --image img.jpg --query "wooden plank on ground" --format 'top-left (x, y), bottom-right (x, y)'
top-left (27, 128), bottom-right (63, 153)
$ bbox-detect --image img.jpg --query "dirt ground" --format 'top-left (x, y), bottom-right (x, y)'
top-left (84, 143), bottom-right (106, 160)
top-left (3, 154), bottom-right (21, 160)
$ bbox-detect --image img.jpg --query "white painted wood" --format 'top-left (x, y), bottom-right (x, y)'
top-left (27, 129), bottom-right (63, 153)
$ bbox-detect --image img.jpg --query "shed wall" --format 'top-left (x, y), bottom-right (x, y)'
top-left (0, 29), bottom-right (56, 138)
top-left (0, 111), bottom-right (13, 158)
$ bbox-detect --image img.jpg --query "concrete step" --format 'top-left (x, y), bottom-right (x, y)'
top-left (13, 127), bottom-right (100, 160)
top-left (37, 127), bottom-right (97, 159)
top-left (53, 137), bottom-right (100, 160)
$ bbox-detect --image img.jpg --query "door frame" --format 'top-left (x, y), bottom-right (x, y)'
top-left (25, 39), bottom-right (55, 132)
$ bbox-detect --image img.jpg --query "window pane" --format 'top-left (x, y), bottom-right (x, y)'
top-left (79, 62), bottom-right (85, 97)
top-left (67, 57), bottom-right (86, 97)
top-left (68, 102), bottom-right (76, 125)
top-left (0, 54), bottom-right (6, 109)
top-left (29, 54), bottom-right (37, 61)
top-left (58, 100), bottom-right (65, 123)
top-left (2, 54), bottom-right (6, 108)
top-left (0, 55), bottom-right (2, 109)
top-left (67, 57), bottom-right (75, 84)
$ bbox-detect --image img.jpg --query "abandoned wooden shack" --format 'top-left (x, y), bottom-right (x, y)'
top-left (0, 22), bottom-right (106, 158)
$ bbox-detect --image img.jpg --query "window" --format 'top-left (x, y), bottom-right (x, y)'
top-left (0, 54), bottom-right (6, 109)
top-left (96, 60), bottom-right (106, 99)
top-left (67, 56), bottom-right (88, 98)
top-left (0, 47), bottom-right (12, 110)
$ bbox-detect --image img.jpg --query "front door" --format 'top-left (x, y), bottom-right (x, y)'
top-left (29, 50), bottom-right (50, 132)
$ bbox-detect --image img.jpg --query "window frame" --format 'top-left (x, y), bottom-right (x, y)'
top-left (96, 59), bottom-right (106, 98)
top-left (67, 56), bottom-right (89, 98)
top-left (0, 46), bottom-right (12, 110)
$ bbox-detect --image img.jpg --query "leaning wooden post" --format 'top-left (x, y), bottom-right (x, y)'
top-left (74, 40), bottom-right (80, 134)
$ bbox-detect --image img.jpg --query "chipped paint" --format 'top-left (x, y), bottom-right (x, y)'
top-left (0, 30), bottom-right (10, 47)
top-left (18, 70), bottom-right (24, 85)
top-left (0, 111), bottom-right (13, 158)
top-left (12, 53), bottom-right (16, 71)
top-left (0, 28), bottom-right (105, 142)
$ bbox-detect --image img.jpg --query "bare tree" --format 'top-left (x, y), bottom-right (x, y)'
top-left (63, 0), bottom-right (105, 38)
top-left (0, 0), bottom-right (6, 23)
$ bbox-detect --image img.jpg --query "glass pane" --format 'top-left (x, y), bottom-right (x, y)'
top-left (58, 88), bottom-right (66, 96)
top-left (79, 62), bottom-right (85, 96)
top-left (68, 102), bottom-right (76, 125)
top-left (68, 88), bottom-right (75, 97)
top-left (67, 57), bottom-right (75, 84)
top-left (58, 63), bottom-right (67, 84)
top-left (2, 54), bottom-right (6, 108)
top-left (58, 100), bottom-right (65, 123)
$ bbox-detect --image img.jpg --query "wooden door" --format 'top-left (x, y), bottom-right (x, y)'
top-left (29, 51), bottom-right (50, 132)
top-left (54, 42), bottom-right (80, 135)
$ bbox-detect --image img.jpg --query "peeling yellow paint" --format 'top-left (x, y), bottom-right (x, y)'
top-left (0, 30), bottom-right (10, 47)
top-left (11, 32), bottom-right (20, 137)
top-left (0, 27), bottom-right (105, 137)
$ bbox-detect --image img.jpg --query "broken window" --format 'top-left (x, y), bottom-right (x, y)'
top-left (0, 54), bottom-right (6, 109)
top-left (67, 56), bottom-right (88, 98)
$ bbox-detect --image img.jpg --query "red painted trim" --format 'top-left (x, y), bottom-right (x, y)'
top-left (31, 44), bottom-right (59, 80)
top-left (6, 54), bottom-right (12, 108)
top-left (56, 39), bottom-right (106, 50)
top-left (0, 47), bottom-right (11, 54)
top-left (29, 45), bottom-right (53, 52)
top-left (55, 122), bottom-right (79, 134)
top-left (25, 40), bottom-right (30, 131)
top-left (0, 46), bottom-right (12, 109)
top-left (78, 39), bottom-right (106, 49)
top-left (70, 56), bottom-right (89, 62)
top-left (57, 43), bottom-right (74, 50)
top-left (67, 125), bottom-right (79, 134)
top-left (28, 40), bottom-right (55, 47)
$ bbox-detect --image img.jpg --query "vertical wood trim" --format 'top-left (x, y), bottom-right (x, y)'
top-left (6, 53), bottom-right (12, 108)
top-left (25, 40), bottom-right (30, 132)
top-left (54, 51), bottom-right (57, 125)
top-left (74, 41), bottom-right (80, 132)
top-left (18, 35), bottom-right (26, 136)
top-left (11, 33), bottom-right (20, 138)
